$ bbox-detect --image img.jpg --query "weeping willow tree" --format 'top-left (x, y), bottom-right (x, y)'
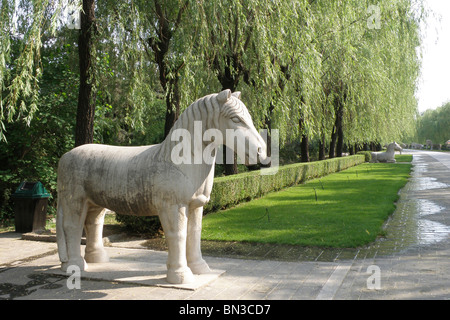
top-left (416, 102), bottom-right (450, 145)
top-left (195, 0), bottom-right (326, 168)
top-left (0, 0), bottom-right (59, 142)
top-left (0, 0), bottom-right (192, 143)
top-left (307, 0), bottom-right (424, 158)
top-left (195, 0), bottom-right (280, 173)
top-left (0, 0), bottom-right (99, 147)
top-left (1, 0), bottom-right (425, 154)
top-left (343, 0), bottom-right (422, 148)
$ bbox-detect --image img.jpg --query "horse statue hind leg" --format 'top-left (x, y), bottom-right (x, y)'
top-left (57, 187), bottom-right (109, 272)
top-left (56, 193), bottom-right (87, 272)
top-left (56, 152), bottom-right (110, 272)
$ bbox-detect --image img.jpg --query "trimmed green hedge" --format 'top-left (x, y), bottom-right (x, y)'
top-left (356, 151), bottom-right (372, 162)
top-left (204, 155), bottom-right (365, 213)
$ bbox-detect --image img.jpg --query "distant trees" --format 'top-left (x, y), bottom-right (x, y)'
top-left (416, 102), bottom-right (450, 145)
top-left (309, 0), bottom-right (422, 157)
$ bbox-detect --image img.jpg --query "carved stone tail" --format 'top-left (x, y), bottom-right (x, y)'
top-left (56, 199), bottom-right (68, 263)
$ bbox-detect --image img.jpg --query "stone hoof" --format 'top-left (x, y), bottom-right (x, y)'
top-left (188, 260), bottom-right (211, 274)
top-left (84, 249), bottom-right (109, 263)
top-left (61, 257), bottom-right (88, 272)
top-left (166, 267), bottom-right (195, 284)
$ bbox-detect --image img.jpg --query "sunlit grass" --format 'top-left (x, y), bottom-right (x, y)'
top-left (202, 162), bottom-right (412, 248)
top-left (395, 154), bottom-right (412, 162)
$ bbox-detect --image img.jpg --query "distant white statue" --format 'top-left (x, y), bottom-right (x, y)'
top-left (56, 89), bottom-right (267, 284)
top-left (370, 142), bottom-right (402, 163)
top-left (411, 142), bottom-right (423, 149)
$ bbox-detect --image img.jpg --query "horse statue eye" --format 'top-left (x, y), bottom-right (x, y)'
top-left (231, 116), bottom-right (241, 123)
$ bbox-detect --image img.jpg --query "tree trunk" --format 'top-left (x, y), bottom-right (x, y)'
top-left (329, 98), bottom-right (343, 158)
top-left (298, 117), bottom-right (309, 162)
top-left (300, 134), bottom-right (310, 162)
top-left (223, 152), bottom-right (238, 175)
top-left (329, 125), bottom-right (337, 159)
top-left (75, 0), bottom-right (96, 147)
top-left (164, 79), bottom-right (181, 138)
top-left (152, 41), bottom-right (182, 139)
top-left (318, 134), bottom-right (325, 160)
top-left (349, 144), bottom-right (355, 155)
top-left (259, 102), bottom-right (274, 169)
top-left (220, 80), bottom-right (238, 175)
top-left (336, 120), bottom-right (344, 157)
top-left (147, 0), bottom-right (188, 139)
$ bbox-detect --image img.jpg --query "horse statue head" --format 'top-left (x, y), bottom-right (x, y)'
top-left (216, 89), bottom-right (267, 165)
top-left (164, 89), bottom-right (267, 167)
top-left (388, 142), bottom-right (403, 152)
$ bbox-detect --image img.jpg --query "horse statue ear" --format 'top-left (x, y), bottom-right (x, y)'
top-left (232, 91), bottom-right (241, 100)
top-left (217, 89), bottom-right (231, 103)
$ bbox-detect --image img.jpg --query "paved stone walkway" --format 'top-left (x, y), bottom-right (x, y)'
top-left (0, 150), bottom-right (449, 300)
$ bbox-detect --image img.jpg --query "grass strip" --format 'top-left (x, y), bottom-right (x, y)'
top-left (202, 162), bottom-right (412, 248)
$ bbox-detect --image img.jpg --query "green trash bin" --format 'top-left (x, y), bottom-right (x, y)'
top-left (11, 181), bottom-right (51, 233)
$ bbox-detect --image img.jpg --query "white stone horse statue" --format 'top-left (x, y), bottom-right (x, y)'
top-left (370, 142), bottom-right (402, 163)
top-left (56, 89), bottom-right (267, 284)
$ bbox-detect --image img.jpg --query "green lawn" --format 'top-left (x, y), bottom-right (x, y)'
top-left (395, 154), bottom-right (412, 162)
top-left (202, 162), bottom-right (412, 248)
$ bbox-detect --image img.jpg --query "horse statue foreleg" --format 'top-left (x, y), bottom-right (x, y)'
top-left (158, 204), bottom-right (195, 284)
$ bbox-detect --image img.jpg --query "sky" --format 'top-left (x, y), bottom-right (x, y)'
top-left (416, 0), bottom-right (450, 113)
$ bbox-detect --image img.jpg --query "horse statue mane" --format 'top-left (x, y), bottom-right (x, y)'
top-left (56, 89), bottom-right (266, 284)
top-left (370, 142), bottom-right (402, 163)
top-left (158, 90), bottom-right (250, 162)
